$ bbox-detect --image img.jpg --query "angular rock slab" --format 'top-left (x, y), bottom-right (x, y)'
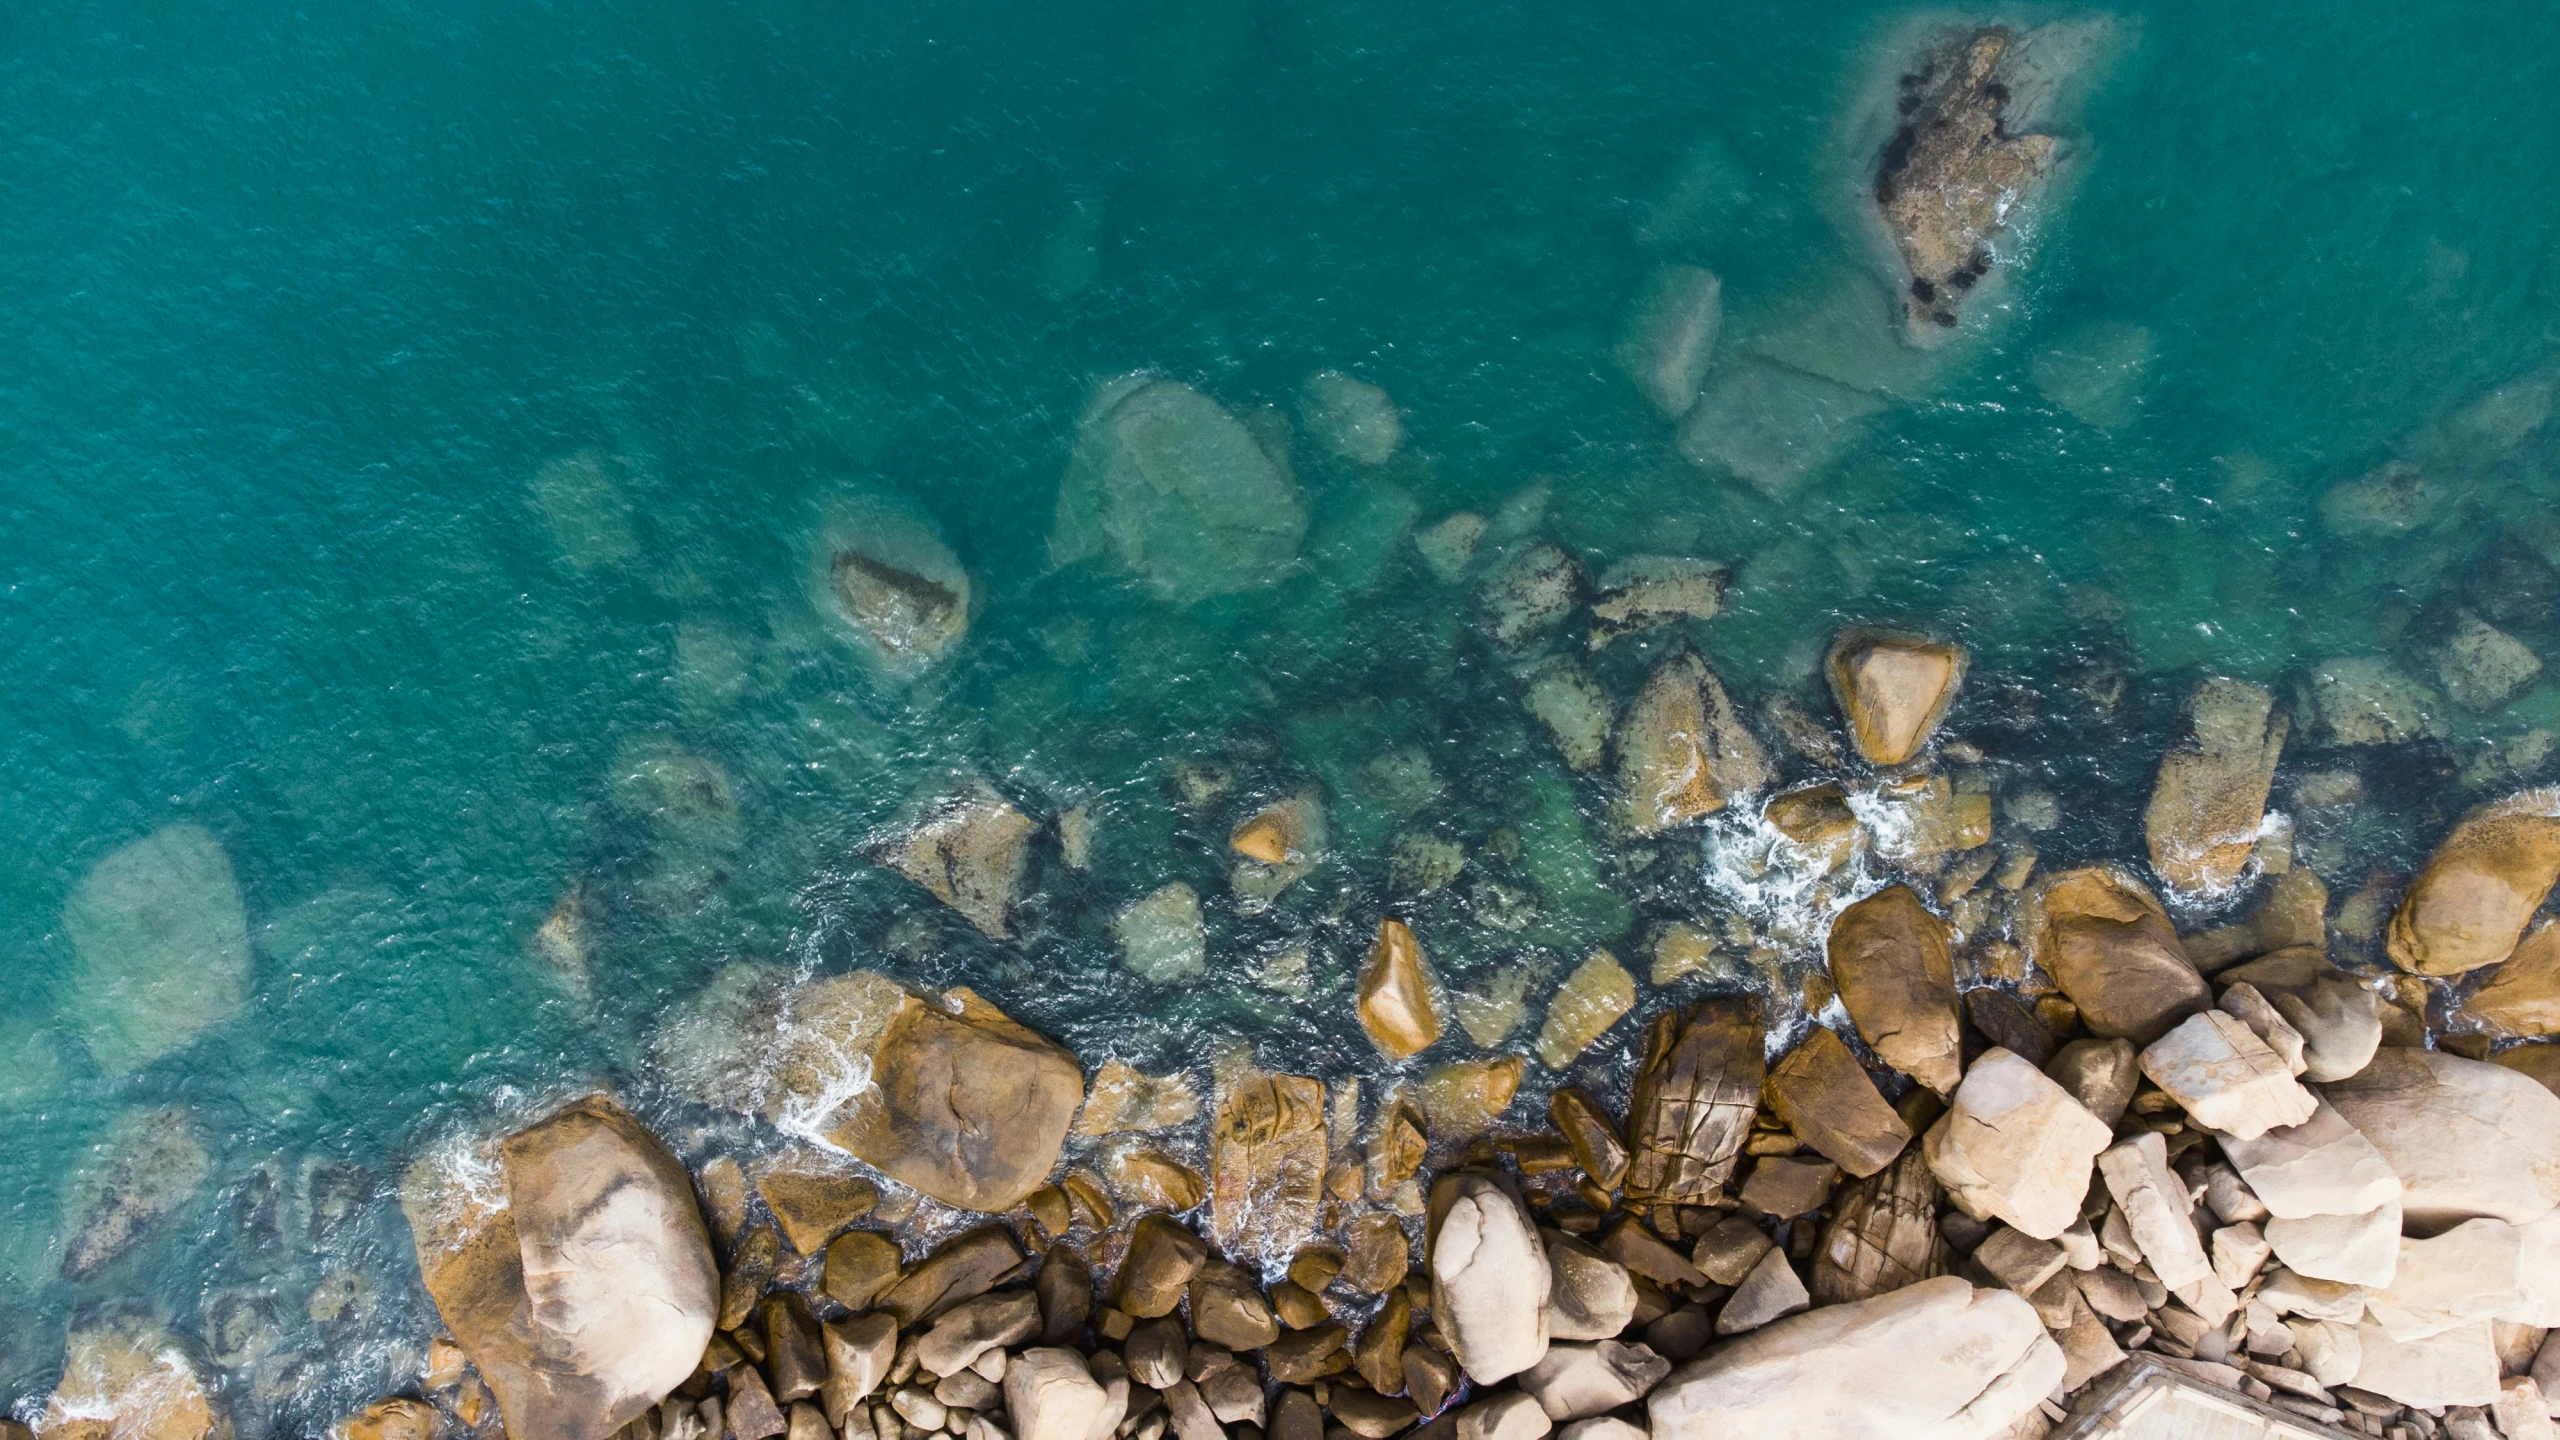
top-left (2023, 865), bottom-right (2211, 1045)
top-left (1430, 1173), bottom-right (1553, 1385)
top-left (1623, 998), bottom-right (1763, 1206)
top-left (2216, 1099), bottom-right (2403, 1220)
top-left (1824, 884), bottom-right (1963, 1096)
top-left (401, 1094), bottom-right (718, 1440)
top-left (2390, 788), bottom-right (2560, 977)
top-left (2324, 1048), bottom-right (2560, 1228)
top-left (2354, 1317), bottom-right (2502, 1409)
top-left (2463, 919), bottom-right (2560, 1039)
top-left (1765, 1025), bottom-right (1912, 1178)
top-left (2145, 677), bottom-right (2287, 898)
top-left (1924, 1048), bottom-right (2112, 1239)
top-left (1811, 1146), bottom-right (1949, 1305)
top-left (1647, 1277), bottom-right (2060, 1440)
top-left (2266, 1202), bottom-right (2403, 1289)
top-left (2097, 1132), bottom-right (2213, 1292)
top-left (1052, 376), bottom-right (1308, 604)
top-left (1613, 650), bottom-right (1772, 835)
top-left (2137, 1010), bottom-right (2316, 1141)
top-left (1825, 629), bottom-right (1965, 768)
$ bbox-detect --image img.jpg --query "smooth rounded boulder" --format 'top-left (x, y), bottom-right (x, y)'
top-left (1430, 1172), bottom-right (1553, 1383)
top-left (1825, 629), bottom-right (1965, 767)
top-left (1647, 1276), bottom-right (2061, 1440)
top-left (1824, 885), bottom-right (1962, 1096)
top-left (2390, 788), bottom-right (2560, 977)
top-left (400, 1094), bottom-right (718, 1440)
top-left (2022, 865), bottom-right (2211, 1045)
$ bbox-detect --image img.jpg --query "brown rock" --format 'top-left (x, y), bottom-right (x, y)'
top-left (1965, 990), bottom-right (2053, 1068)
top-left (820, 1313), bottom-right (897, 1428)
top-left (1073, 1060), bottom-right (1202, 1136)
top-left (38, 1319), bottom-right (219, 1440)
top-left (764, 1294), bottom-right (828, 1403)
top-left (1114, 1213), bottom-right (1208, 1318)
top-left (1872, 29), bottom-right (2058, 332)
top-left (2392, 789), bottom-right (2560, 976)
top-left (1189, 1259), bottom-right (1282, 1350)
top-left (721, 1225), bottom-right (780, 1330)
top-left (881, 1224), bottom-right (1024, 1325)
top-left (821, 1231), bottom-right (902, 1312)
top-left (2145, 679), bottom-right (2288, 897)
top-left (1826, 629), bottom-right (1965, 767)
top-left (1810, 1147), bottom-right (1950, 1305)
top-left (727, 1365), bottom-right (787, 1440)
top-left (1549, 1088), bottom-right (1631, 1191)
top-left (1422, 1056), bottom-right (1527, 1141)
top-left (1270, 1277), bottom-right (1330, 1329)
top-left (400, 1095), bottom-right (717, 1440)
top-left (1404, 1347), bottom-right (1459, 1416)
top-left (333, 1399), bottom-right (439, 1440)
top-left (1765, 1027), bottom-right (1913, 1178)
top-left (1355, 1286), bottom-right (1413, 1395)
top-left (1764, 783), bottom-right (1863, 872)
top-left (1104, 1145), bottom-right (1206, 1213)
top-left (2463, 923), bottom-right (2560, 1038)
top-left (757, 1155), bottom-right (879, 1257)
top-left (1209, 1070), bottom-right (1330, 1258)
top-left (1368, 1094), bottom-right (1430, 1197)
top-left (1342, 1212), bottom-right (1413, 1295)
top-left (1359, 920), bottom-right (1444, 1060)
top-left (1614, 649), bottom-right (1773, 835)
top-left (2496, 1043), bottom-right (2560, 1097)
top-left (1623, 998), bottom-right (1764, 1206)
top-left (1035, 1243), bottom-right (1093, 1344)
top-left (1826, 885), bottom-right (1963, 1095)
top-left (1265, 1324), bottom-right (1352, 1384)
top-left (1535, 951), bottom-right (1638, 1071)
top-left (2023, 865), bottom-right (2212, 1044)
top-left (698, 1156), bottom-right (750, 1252)
top-left (867, 779), bottom-right (1034, 940)
top-left (1288, 1244), bottom-right (1346, 1293)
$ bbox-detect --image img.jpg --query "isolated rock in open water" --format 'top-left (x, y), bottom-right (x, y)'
top-left (62, 822), bottom-right (250, 1076)
top-left (1053, 376), bottom-right (1307, 604)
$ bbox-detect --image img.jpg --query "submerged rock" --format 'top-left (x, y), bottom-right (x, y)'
top-left (401, 1095), bottom-right (717, 1440)
top-left (1230, 791), bottom-right (1326, 911)
top-left (1115, 882), bottom-right (1207, 984)
top-left (39, 1318), bottom-right (220, 1440)
top-left (1480, 541), bottom-right (1583, 651)
top-left (1298, 371), bottom-right (1404, 467)
top-left (2390, 789), bottom-right (2560, 977)
top-left (1871, 28), bottom-right (2060, 334)
top-left (1826, 629), bottom-right (1965, 768)
top-left (1053, 376), bottom-right (1308, 603)
top-left (2296, 657), bottom-right (2448, 747)
top-left (1534, 951), bottom-right (1635, 1071)
top-left (2144, 677), bottom-right (2287, 898)
top-left (2032, 320), bottom-right (2154, 429)
top-left (1073, 1060), bottom-right (1202, 1136)
top-left (1676, 356), bottom-right (1886, 500)
top-left (61, 1106), bottom-right (211, 1281)
top-left (1613, 649), bottom-right (1772, 836)
top-left (1648, 1277), bottom-right (2060, 1440)
top-left (1209, 1071), bottom-right (1327, 1260)
top-left (61, 822), bottom-right (251, 1076)
top-left (1824, 884), bottom-right (1962, 1097)
top-left (2430, 610), bottom-right (2543, 711)
top-left (808, 496), bottom-right (973, 674)
top-left (1523, 658), bottom-right (1615, 772)
top-left (1587, 556), bottom-right (1728, 650)
top-left (867, 778), bottom-right (1036, 941)
top-left (1615, 266), bottom-right (1724, 419)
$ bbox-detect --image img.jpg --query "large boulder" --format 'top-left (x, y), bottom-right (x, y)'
top-left (59, 1106), bottom-right (209, 1280)
top-left (2219, 947), bottom-right (2384, 1084)
top-left (1765, 1026), bottom-right (1911, 1178)
top-left (1825, 630), bottom-right (1964, 767)
top-left (1647, 1276), bottom-right (2060, 1440)
top-left (2463, 919), bottom-right (2560, 1038)
top-left (1208, 1071), bottom-right (1329, 1260)
top-left (1429, 1173), bottom-right (1552, 1384)
top-left (60, 823), bottom-right (250, 1075)
top-left (806, 495), bottom-right (972, 675)
top-left (2324, 1048), bottom-right (2560, 1228)
top-left (1922, 1048), bottom-right (2111, 1239)
top-left (1623, 998), bottom-right (1763, 1206)
top-left (400, 1095), bottom-right (717, 1440)
top-left (2392, 790), bottom-right (2560, 976)
top-left (38, 1319), bottom-right (220, 1440)
top-left (2137, 1010), bottom-right (2316, 1141)
top-left (1613, 650), bottom-right (1771, 835)
top-left (2021, 866), bottom-right (2211, 1045)
top-left (1871, 28), bottom-right (2059, 335)
top-left (2144, 678), bottom-right (2287, 897)
top-left (1052, 376), bottom-right (1307, 604)
top-left (1357, 919), bottom-right (1442, 1059)
top-left (1824, 885), bottom-right (1962, 1096)
top-left (867, 779), bottom-right (1036, 941)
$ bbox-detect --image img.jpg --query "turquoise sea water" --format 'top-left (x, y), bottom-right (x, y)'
top-left (11, 0), bottom-right (2560, 1423)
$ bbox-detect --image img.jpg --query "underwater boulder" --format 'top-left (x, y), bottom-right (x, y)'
top-left (61, 822), bottom-right (251, 1076)
top-left (60, 1106), bottom-right (210, 1281)
top-left (1614, 649), bottom-right (1772, 836)
top-left (401, 1095), bottom-right (717, 1440)
top-left (807, 496), bottom-right (974, 676)
top-left (866, 777), bottom-right (1036, 941)
top-left (1053, 376), bottom-right (1308, 604)
top-left (2144, 677), bottom-right (2288, 898)
top-left (1298, 370), bottom-right (1404, 466)
top-left (1615, 266), bottom-right (1724, 420)
top-left (38, 1318), bottom-right (221, 1440)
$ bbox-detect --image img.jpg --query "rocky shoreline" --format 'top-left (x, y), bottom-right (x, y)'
top-left (27, 618), bottom-right (2560, 1440)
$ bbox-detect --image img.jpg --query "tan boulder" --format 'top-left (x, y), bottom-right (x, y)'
top-left (1358, 920), bottom-right (1443, 1059)
top-left (1811, 1147), bottom-right (1950, 1304)
top-left (1103, 1144), bottom-right (1205, 1213)
top-left (754, 1152), bottom-right (878, 1257)
top-left (2390, 789), bottom-right (2560, 976)
top-left (2145, 678), bottom-right (2287, 897)
top-left (1870, 28), bottom-right (2060, 334)
top-left (784, 974), bottom-right (1082, 1213)
top-left (2466, 920), bottom-right (2560, 1039)
top-left (2220, 946), bottom-right (2385, 1083)
top-left (1073, 1060), bottom-right (1201, 1136)
top-left (1923, 1049), bottom-right (2111, 1239)
top-left (1550, 1087), bottom-right (1630, 1191)
top-left (400, 1094), bottom-right (717, 1440)
top-left (2137, 1010), bottom-right (2317, 1141)
top-left (1622, 998), bottom-right (1763, 1206)
top-left (1534, 951), bottom-right (1636, 1070)
top-left (1429, 1173), bottom-right (1553, 1384)
top-left (1825, 629), bottom-right (1965, 767)
top-left (38, 1319), bottom-right (219, 1440)
top-left (2022, 865), bottom-right (2211, 1045)
top-left (2324, 1048), bottom-right (2560, 1228)
top-left (1762, 783), bottom-right (1863, 873)
top-left (1207, 1070), bottom-right (1328, 1258)
top-left (332, 1399), bottom-right (439, 1440)
top-left (866, 778), bottom-right (1035, 940)
top-left (1613, 650), bottom-right (1771, 835)
top-left (1231, 791), bottom-right (1326, 911)
top-left (1824, 885), bottom-right (1962, 1095)
top-left (1765, 1026), bottom-right (1912, 1178)
top-left (1424, 1056), bottom-right (1528, 1140)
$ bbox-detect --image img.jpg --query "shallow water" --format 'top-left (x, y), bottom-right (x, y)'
top-left (10, 0), bottom-right (2560, 1424)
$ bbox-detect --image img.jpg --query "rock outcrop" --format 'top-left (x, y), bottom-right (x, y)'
top-left (1208, 1071), bottom-right (1329, 1259)
top-left (2022, 865), bottom-right (2211, 1045)
top-left (401, 1095), bottom-right (718, 1440)
top-left (1622, 998), bottom-right (1763, 1206)
top-left (808, 496), bottom-right (973, 674)
top-left (2389, 789), bottom-right (2560, 976)
top-left (1824, 885), bottom-right (1962, 1096)
top-left (868, 779), bottom-right (1037, 941)
top-left (1871, 28), bottom-right (2059, 334)
top-left (2144, 678), bottom-right (2287, 897)
top-left (1648, 1277), bottom-right (2060, 1440)
top-left (1358, 920), bottom-right (1443, 1060)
